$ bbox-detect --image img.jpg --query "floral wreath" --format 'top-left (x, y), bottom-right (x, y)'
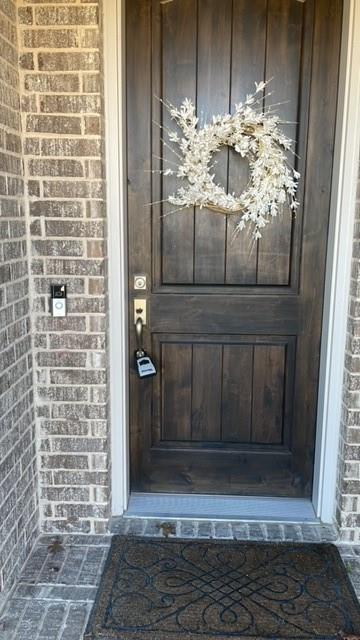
top-left (157, 81), bottom-right (300, 239)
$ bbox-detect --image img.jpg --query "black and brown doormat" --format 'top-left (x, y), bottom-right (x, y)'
top-left (84, 537), bottom-right (360, 640)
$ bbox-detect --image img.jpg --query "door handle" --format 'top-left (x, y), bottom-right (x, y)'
top-left (135, 316), bottom-right (144, 353)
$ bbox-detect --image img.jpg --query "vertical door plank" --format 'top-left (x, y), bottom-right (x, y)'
top-left (226, 0), bottom-right (267, 285)
top-left (127, 0), bottom-right (153, 489)
top-left (222, 345), bottom-right (253, 443)
top-left (127, 0), bottom-right (152, 278)
top-left (161, 0), bottom-right (197, 284)
top-left (192, 344), bottom-right (222, 441)
top-left (194, 0), bottom-right (232, 284)
top-left (162, 343), bottom-right (192, 441)
top-left (257, 0), bottom-right (304, 284)
top-left (251, 345), bottom-right (285, 444)
top-left (292, 0), bottom-right (342, 489)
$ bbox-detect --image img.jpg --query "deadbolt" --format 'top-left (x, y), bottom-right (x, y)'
top-left (134, 274), bottom-right (147, 290)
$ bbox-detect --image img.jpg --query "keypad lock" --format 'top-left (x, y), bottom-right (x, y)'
top-left (134, 317), bottom-right (156, 379)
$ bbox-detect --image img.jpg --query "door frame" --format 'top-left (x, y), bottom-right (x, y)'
top-left (104, 0), bottom-right (360, 522)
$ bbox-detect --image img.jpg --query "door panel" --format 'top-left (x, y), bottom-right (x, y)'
top-left (155, 336), bottom-right (294, 447)
top-left (153, 0), bottom-right (307, 289)
top-left (127, 0), bottom-right (343, 497)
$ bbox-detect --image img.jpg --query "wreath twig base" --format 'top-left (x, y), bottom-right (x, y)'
top-left (205, 204), bottom-right (244, 215)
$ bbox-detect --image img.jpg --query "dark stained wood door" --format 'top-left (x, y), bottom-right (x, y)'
top-left (126, 0), bottom-right (342, 497)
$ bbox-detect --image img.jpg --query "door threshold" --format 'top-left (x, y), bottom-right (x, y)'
top-left (126, 493), bottom-right (318, 523)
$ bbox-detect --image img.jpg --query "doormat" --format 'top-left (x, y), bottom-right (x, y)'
top-left (84, 537), bottom-right (360, 640)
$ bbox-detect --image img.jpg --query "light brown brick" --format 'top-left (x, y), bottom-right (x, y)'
top-left (46, 258), bottom-right (104, 276)
top-left (28, 158), bottom-right (84, 177)
top-left (88, 278), bottom-right (105, 295)
top-left (38, 51), bottom-right (100, 72)
top-left (19, 52), bottom-right (34, 70)
top-left (29, 200), bottom-right (84, 218)
top-left (41, 137), bottom-right (101, 157)
top-left (26, 114), bottom-right (82, 135)
top-left (18, 7), bottom-right (33, 24)
top-left (50, 369), bottom-right (105, 385)
top-left (25, 73), bottom-right (80, 93)
top-left (32, 239), bottom-right (84, 257)
top-left (81, 28), bottom-right (99, 48)
top-left (35, 6), bottom-right (98, 26)
top-left (43, 180), bottom-right (104, 199)
top-left (84, 115), bottom-right (100, 135)
top-left (45, 220), bottom-right (104, 237)
top-left (41, 455), bottom-right (89, 470)
top-left (82, 73), bottom-right (100, 94)
top-left (87, 239), bottom-right (104, 257)
top-left (23, 28), bottom-right (78, 48)
top-left (39, 94), bottom-right (101, 114)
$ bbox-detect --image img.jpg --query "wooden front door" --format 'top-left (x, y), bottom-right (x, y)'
top-left (126, 0), bottom-right (342, 497)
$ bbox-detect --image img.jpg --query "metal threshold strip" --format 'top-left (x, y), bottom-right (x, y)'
top-left (126, 493), bottom-right (318, 523)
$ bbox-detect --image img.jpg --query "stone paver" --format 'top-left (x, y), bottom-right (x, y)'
top-left (0, 535), bottom-right (110, 640)
top-left (0, 521), bottom-right (359, 640)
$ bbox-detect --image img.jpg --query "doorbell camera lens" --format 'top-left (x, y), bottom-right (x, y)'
top-left (51, 284), bottom-right (67, 299)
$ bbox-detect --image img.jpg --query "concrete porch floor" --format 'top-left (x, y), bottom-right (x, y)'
top-left (1, 519), bottom-right (360, 640)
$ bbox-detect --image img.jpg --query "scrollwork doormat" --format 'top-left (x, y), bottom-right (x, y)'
top-left (84, 537), bottom-right (360, 640)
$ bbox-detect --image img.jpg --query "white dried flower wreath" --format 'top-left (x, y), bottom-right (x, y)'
top-left (157, 81), bottom-right (300, 239)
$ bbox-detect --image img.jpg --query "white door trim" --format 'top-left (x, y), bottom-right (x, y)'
top-left (103, 0), bottom-right (129, 515)
top-left (104, 0), bottom-right (360, 521)
top-left (312, 0), bottom-right (360, 522)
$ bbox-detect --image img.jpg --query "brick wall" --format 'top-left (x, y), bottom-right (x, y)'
top-left (0, 0), bottom-right (357, 548)
top-left (0, 0), bottom-right (38, 595)
top-left (337, 168), bottom-right (360, 542)
top-left (17, 0), bottom-right (110, 535)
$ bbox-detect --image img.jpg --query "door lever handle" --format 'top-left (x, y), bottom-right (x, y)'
top-left (135, 317), bottom-right (144, 355)
top-left (135, 318), bottom-right (146, 360)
